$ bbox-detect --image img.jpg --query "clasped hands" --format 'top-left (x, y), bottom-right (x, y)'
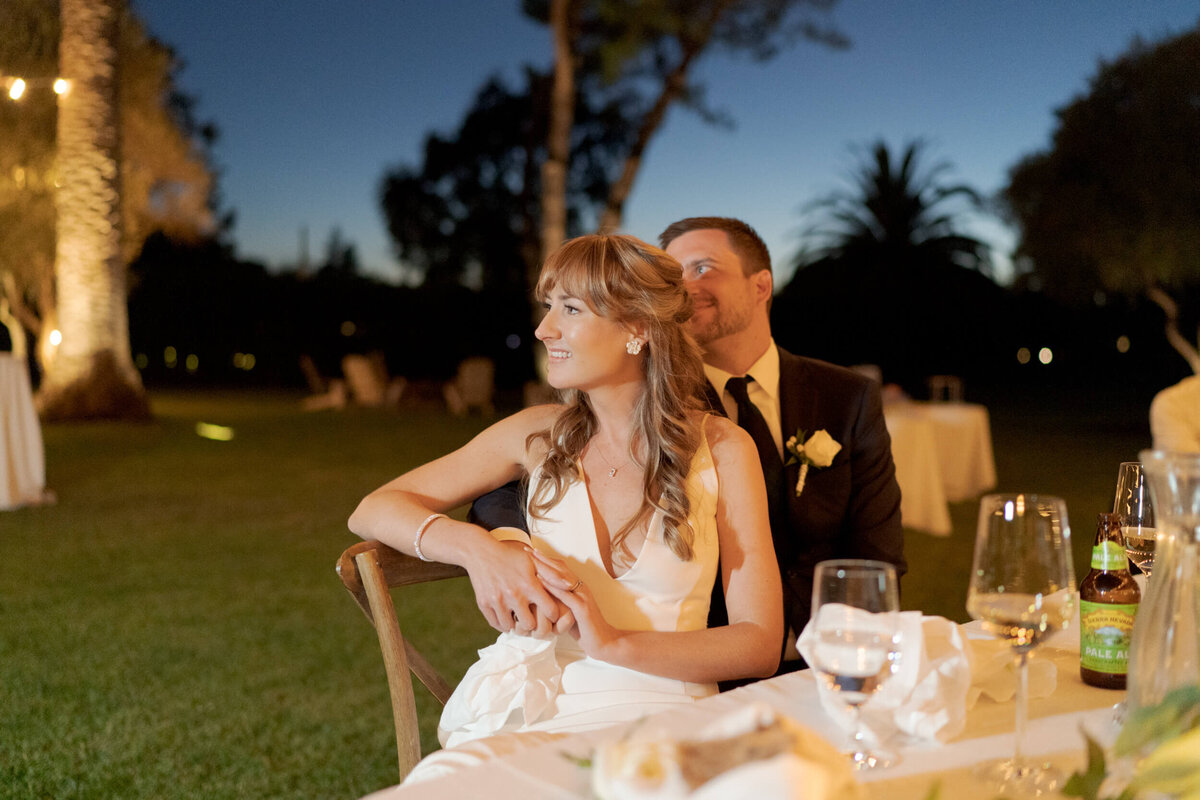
top-left (469, 540), bottom-right (600, 641)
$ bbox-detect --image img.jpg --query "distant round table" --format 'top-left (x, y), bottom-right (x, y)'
top-left (918, 402), bottom-right (997, 502)
top-left (883, 401), bottom-right (998, 536)
top-left (883, 404), bottom-right (952, 536)
top-left (0, 354), bottom-right (47, 510)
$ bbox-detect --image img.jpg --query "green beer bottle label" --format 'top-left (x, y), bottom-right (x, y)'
top-left (1090, 540), bottom-right (1126, 571)
top-left (1079, 601), bottom-right (1138, 674)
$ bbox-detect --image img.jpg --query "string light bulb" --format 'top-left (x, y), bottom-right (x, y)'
top-left (2, 74), bottom-right (68, 100)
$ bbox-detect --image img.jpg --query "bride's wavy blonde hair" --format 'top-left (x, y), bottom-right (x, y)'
top-left (526, 234), bottom-right (708, 561)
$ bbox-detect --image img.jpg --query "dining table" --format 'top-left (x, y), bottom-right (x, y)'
top-left (0, 353), bottom-right (47, 511)
top-left (883, 400), bottom-right (998, 536)
top-left (368, 633), bottom-right (1118, 799)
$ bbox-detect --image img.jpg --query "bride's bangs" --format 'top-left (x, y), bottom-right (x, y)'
top-left (535, 236), bottom-right (625, 319)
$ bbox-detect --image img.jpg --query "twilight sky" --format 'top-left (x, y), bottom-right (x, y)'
top-left (132, 0), bottom-right (1198, 286)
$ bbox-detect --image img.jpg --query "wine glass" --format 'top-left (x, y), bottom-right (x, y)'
top-left (809, 559), bottom-right (901, 771)
top-left (966, 494), bottom-right (1076, 795)
top-left (1113, 462), bottom-right (1156, 576)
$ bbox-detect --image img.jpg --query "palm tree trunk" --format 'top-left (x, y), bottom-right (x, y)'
top-left (39, 0), bottom-right (150, 420)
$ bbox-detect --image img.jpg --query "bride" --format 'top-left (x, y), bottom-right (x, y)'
top-left (349, 233), bottom-right (781, 778)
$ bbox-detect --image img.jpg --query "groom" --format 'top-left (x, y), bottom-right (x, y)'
top-left (659, 216), bottom-right (905, 671)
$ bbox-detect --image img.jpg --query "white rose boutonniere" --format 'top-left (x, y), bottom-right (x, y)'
top-left (784, 429), bottom-right (842, 497)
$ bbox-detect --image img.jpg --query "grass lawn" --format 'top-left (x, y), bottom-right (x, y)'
top-left (0, 385), bottom-right (1152, 799)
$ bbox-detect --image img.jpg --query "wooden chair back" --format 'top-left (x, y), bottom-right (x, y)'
top-left (336, 540), bottom-right (467, 780)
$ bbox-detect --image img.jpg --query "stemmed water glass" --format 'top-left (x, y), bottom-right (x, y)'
top-left (1113, 462), bottom-right (1156, 576)
top-left (966, 494), bottom-right (1076, 795)
top-left (809, 559), bottom-right (901, 771)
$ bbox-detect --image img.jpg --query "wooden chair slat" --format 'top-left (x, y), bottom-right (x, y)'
top-left (338, 539), bottom-right (468, 780)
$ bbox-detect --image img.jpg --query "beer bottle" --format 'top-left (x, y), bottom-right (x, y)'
top-left (1079, 512), bottom-right (1140, 689)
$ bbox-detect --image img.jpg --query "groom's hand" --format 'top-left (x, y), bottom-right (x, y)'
top-left (464, 540), bottom-right (566, 635)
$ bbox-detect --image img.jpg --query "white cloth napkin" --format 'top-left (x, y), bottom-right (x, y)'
top-left (798, 611), bottom-right (972, 746)
top-left (962, 629), bottom-right (1058, 707)
top-left (798, 612), bottom-right (1062, 748)
top-left (591, 704), bottom-right (863, 800)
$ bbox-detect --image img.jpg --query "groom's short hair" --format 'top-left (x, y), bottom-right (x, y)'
top-left (659, 216), bottom-right (772, 277)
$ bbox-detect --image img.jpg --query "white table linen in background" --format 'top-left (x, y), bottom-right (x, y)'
top-left (918, 402), bottom-right (997, 502)
top-left (883, 405), bottom-right (951, 536)
top-left (0, 354), bottom-right (46, 510)
top-left (883, 401), bottom-right (998, 535)
top-left (364, 643), bottom-right (1117, 800)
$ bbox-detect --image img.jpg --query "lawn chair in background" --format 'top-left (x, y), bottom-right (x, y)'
top-left (343, 352), bottom-right (406, 408)
top-left (299, 354), bottom-right (347, 411)
top-left (443, 356), bottom-right (494, 416)
top-left (336, 540), bottom-right (466, 781)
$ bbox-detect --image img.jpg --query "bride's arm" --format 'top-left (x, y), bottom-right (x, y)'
top-left (348, 404), bottom-right (566, 634)
top-left (540, 418), bottom-right (783, 682)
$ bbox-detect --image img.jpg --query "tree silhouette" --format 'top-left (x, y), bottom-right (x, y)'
top-left (800, 139), bottom-right (989, 272)
top-left (526, 0), bottom-right (850, 239)
top-left (777, 139), bottom-right (999, 388)
top-left (379, 69), bottom-right (635, 293)
top-left (1004, 24), bottom-right (1200, 373)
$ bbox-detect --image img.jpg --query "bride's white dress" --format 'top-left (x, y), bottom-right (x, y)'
top-left (403, 423), bottom-right (720, 784)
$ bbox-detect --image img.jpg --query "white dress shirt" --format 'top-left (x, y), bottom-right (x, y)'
top-left (703, 340), bottom-right (784, 460)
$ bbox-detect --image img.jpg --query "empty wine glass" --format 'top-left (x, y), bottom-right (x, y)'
top-left (809, 559), bottom-right (901, 771)
top-left (966, 494), bottom-right (1076, 795)
top-left (1113, 462), bottom-right (1156, 576)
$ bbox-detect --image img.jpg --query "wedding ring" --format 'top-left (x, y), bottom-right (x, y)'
top-left (567, 579), bottom-right (582, 592)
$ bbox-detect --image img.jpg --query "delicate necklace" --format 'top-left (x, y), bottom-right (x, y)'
top-left (590, 439), bottom-right (629, 478)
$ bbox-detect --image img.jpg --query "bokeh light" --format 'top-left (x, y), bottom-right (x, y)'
top-left (195, 422), bottom-right (235, 441)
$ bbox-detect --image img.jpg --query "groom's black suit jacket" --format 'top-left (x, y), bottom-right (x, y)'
top-left (466, 347), bottom-right (906, 675)
top-left (703, 348), bottom-right (905, 654)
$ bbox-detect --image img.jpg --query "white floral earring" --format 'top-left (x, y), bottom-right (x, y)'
top-left (626, 339), bottom-right (643, 355)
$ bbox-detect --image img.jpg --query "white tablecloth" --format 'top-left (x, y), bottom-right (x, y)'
top-left (883, 406), bottom-right (951, 536)
top-left (0, 354), bottom-right (47, 510)
top-left (883, 401), bottom-right (997, 536)
top-left (369, 645), bottom-right (1116, 799)
top-left (918, 403), bottom-right (997, 502)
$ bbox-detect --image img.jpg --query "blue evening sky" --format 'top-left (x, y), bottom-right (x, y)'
top-left (132, 1), bottom-right (1199, 286)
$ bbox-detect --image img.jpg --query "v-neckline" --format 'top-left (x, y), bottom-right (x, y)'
top-left (578, 460), bottom-right (654, 580)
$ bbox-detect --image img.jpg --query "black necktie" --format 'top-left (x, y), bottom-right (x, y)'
top-left (724, 374), bottom-right (791, 593)
top-left (725, 376), bottom-right (782, 483)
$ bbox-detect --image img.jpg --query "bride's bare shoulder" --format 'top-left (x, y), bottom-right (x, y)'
top-left (506, 403), bottom-right (565, 464)
top-left (701, 413), bottom-right (756, 461)
top-left (494, 403), bottom-right (563, 442)
top-left (515, 402), bottom-right (566, 430)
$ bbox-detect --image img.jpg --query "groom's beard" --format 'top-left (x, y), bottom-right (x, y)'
top-left (687, 291), bottom-right (754, 346)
